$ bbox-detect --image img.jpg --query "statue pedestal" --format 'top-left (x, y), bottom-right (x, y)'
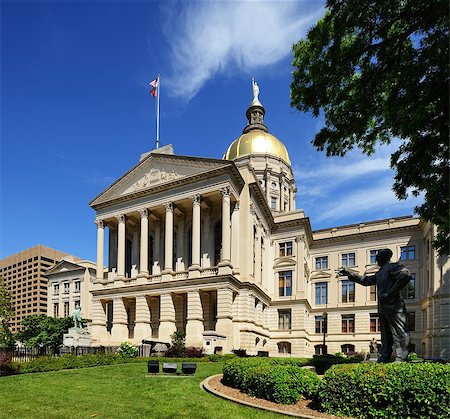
top-left (63, 327), bottom-right (92, 347)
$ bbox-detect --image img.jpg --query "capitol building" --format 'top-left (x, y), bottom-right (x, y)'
top-left (49, 87), bottom-right (449, 359)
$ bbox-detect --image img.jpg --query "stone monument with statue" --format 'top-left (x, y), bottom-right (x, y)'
top-left (63, 305), bottom-right (92, 347)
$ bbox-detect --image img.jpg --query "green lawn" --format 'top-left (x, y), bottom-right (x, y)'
top-left (0, 362), bottom-right (283, 419)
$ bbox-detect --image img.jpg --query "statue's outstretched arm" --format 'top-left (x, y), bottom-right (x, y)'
top-left (339, 269), bottom-right (376, 286)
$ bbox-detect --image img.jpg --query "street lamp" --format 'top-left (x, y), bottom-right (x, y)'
top-left (322, 312), bottom-right (327, 355)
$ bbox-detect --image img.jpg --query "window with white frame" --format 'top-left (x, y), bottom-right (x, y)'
top-left (74, 281), bottom-right (81, 293)
top-left (341, 314), bottom-right (355, 333)
top-left (54, 284), bottom-right (59, 295)
top-left (277, 341), bottom-right (291, 354)
top-left (64, 283), bottom-right (70, 293)
top-left (315, 256), bottom-right (328, 270)
top-left (400, 245), bottom-right (415, 260)
top-left (369, 249), bottom-right (380, 264)
top-left (279, 241), bottom-right (293, 257)
top-left (315, 282), bottom-right (328, 305)
top-left (341, 252), bottom-right (356, 267)
top-left (341, 280), bottom-right (355, 303)
top-left (64, 301), bottom-right (70, 317)
top-left (315, 315), bottom-right (326, 334)
top-left (370, 313), bottom-right (380, 332)
top-left (53, 303), bottom-right (59, 318)
top-left (270, 196), bottom-right (277, 210)
top-left (278, 309), bottom-right (292, 330)
top-left (278, 271), bottom-right (292, 297)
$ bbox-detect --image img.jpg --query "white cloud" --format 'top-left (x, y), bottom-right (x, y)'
top-left (162, 0), bottom-right (324, 100)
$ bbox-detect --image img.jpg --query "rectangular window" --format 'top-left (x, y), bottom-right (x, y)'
top-left (64, 301), bottom-right (70, 317)
top-left (64, 283), bottom-right (70, 293)
top-left (270, 197), bottom-right (277, 210)
top-left (54, 284), bottom-right (59, 295)
top-left (341, 280), bottom-right (355, 303)
top-left (369, 249), bottom-right (380, 264)
top-left (400, 273), bottom-right (416, 299)
top-left (278, 271), bottom-right (292, 297)
top-left (341, 314), bottom-right (355, 333)
top-left (53, 303), bottom-right (59, 318)
top-left (400, 245), bottom-right (415, 261)
top-left (315, 256), bottom-right (328, 270)
top-left (370, 285), bottom-right (377, 301)
top-left (315, 282), bottom-right (328, 305)
top-left (407, 312), bottom-right (416, 331)
top-left (75, 300), bottom-right (80, 308)
top-left (341, 252), bottom-right (356, 267)
top-left (74, 281), bottom-right (81, 293)
top-left (370, 313), bottom-right (380, 332)
top-left (278, 309), bottom-right (292, 330)
top-left (279, 242), bottom-right (293, 257)
top-left (315, 315), bottom-right (327, 334)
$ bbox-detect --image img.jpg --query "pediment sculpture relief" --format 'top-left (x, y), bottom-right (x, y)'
top-left (132, 168), bottom-right (180, 191)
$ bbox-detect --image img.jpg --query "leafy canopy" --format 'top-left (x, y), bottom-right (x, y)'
top-left (291, 0), bottom-right (449, 254)
top-left (16, 315), bottom-right (72, 350)
top-left (0, 277), bottom-right (15, 348)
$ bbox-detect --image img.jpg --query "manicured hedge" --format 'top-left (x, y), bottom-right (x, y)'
top-left (311, 354), bottom-right (363, 374)
top-left (319, 362), bottom-right (450, 418)
top-left (222, 358), bottom-right (319, 404)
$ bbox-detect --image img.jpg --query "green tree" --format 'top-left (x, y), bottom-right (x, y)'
top-left (16, 315), bottom-right (72, 352)
top-left (0, 277), bottom-right (15, 349)
top-left (291, 0), bottom-right (449, 254)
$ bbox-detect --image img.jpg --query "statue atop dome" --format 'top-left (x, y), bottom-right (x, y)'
top-left (252, 78), bottom-right (260, 101)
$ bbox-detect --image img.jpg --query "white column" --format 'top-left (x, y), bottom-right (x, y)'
top-left (230, 202), bottom-right (240, 274)
top-left (111, 297), bottom-right (128, 343)
top-left (186, 290), bottom-right (204, 347)
top-left (220, 187), bottom-right (231, 265)
top-left (254, 224), bottom-right (262, 285)
top-left (116, 215), bottom-right (126, 278)
top-left (291, 187), bottom-right (296, 210)
top-left (176, 214), bottom-right (185, 271)
top-left (163, 202), bottom-right (174, 273)
top-left (190, 194), bottom-right (201, 270)
top-left (265, 171), bottom-right (271, 204)
top-left (159, 292), bottom-right (176, 343)
top-left (139, 209), bottom-right (149, 275)
top-left (216, 287), bottom-right (234, 352)
top-left (95, 220), bottom-right (105, 280)
top-left (153, 220), bottom-right (161, 274)
top-left (202, 207), bottom-right (211, 267)
top-left (134, 295), bottom-right (151, 342)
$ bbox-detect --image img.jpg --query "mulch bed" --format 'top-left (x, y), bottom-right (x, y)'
top-left (207, 375), bottom-right (353, 419)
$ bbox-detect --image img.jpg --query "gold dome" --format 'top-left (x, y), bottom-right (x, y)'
top-left (224, 129), bottom-right (291, 165)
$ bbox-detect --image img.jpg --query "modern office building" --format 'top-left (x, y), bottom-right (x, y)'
top-left (0, 245), bottom-right (80, 332)
top-left (87, 88), bottom-right (449, 359)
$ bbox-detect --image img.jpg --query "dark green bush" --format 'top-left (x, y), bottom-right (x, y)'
top-left (319, 362), bottom-right (450, 418)
top-left (311, 354), bottom-right (361, 374)
top-left (0, 362), bottom-right (18, 376)
top-left (222, 358), bottom-right (321, 404)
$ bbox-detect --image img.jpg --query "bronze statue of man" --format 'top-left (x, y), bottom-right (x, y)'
top-left (338, 248), bottom-right (411, 362)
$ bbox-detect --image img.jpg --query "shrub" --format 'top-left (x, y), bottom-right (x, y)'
top-left (222, 358), bottom-right (321, 405)
top-left (207, 353), bottom-right (235, 362)
top-left (311, 353), bottom-right (361, 374)
top-left (319, 362), bottom-right (450, 418)
top-left (0, 362), bottom-right (18, 376)
top-left (116, 342), bottom-right (138, 358)
top-left (185, 347), bottom-right (204, 358)
top-left (232, 349), bottom-right (247, 357)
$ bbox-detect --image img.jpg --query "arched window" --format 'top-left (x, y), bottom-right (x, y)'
top-left (214, 222), bottom-right (222, 266)
top-left (341, 344), bottom-right (355, 354)
top-left (277, 341), bottom-right (291, 354)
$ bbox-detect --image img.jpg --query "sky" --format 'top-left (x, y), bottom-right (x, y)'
top-left (1, 0), bottom-right (423, 261)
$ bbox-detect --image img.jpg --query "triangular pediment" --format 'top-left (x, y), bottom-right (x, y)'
top-left (310, 270), bottom-right (333, 280)
top-left (90, 153), bottom-right (234, 207)
top-left (45, 260), bottom-right (85, 276)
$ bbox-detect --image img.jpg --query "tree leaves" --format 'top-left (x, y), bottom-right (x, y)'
top-left (291, 0), bottom-right (449, 254)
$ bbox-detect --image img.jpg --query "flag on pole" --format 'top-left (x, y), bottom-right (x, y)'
top-left (149, 78), bottom-right (158, 97)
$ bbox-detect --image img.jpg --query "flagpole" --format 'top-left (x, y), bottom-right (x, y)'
top-left (156, 74), bottom-right (160, 148)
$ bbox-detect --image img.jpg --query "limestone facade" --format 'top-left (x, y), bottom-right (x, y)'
top-left (88, 96), bottom-right (449, 360)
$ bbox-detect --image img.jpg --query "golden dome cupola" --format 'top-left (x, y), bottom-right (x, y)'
top-left (224, 78), bottom-right (291, 165)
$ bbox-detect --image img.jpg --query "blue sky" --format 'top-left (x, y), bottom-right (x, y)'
top-left (1, 0), bottom-right (422, 261)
